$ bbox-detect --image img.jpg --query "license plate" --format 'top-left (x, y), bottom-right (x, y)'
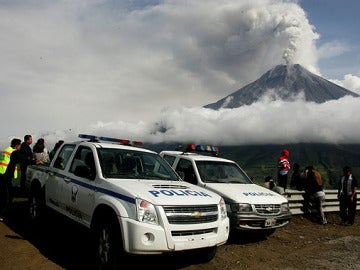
top-left (265, 218), bottom-right (276, 227)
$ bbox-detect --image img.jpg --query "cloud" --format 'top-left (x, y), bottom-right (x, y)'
top-left (1, 0), bottom-right (357, 150)
top-left (0, 0), bottom-right (320, 138)
top-left (2, 95), bottom-right (359, 151)
top-left (134, 96), bottom-right (360, 146)
top-left (330, 74), bottom-right (360, 95)
top-left (317, 40), bottom-right (352, 59)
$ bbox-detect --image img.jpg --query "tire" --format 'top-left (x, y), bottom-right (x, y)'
top-left (188, 246), bottom-right (217, 263)
top-left (28, 187), bottom-right (45, 223)
top-left (94, 215), bottom-right (124, 270)
top-left (262, 228), bottom-right (276, 237)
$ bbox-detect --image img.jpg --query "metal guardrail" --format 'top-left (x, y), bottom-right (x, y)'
top-left (285, 189), bottom-right (360, 215)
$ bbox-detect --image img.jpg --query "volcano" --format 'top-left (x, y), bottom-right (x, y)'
top-left (204, 64), bottom-right (359, 110)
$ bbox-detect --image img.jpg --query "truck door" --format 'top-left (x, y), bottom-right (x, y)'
top-left (47, 144), bottom-right (75, 213)
top-left (68, 146), bottom-right (96, 226)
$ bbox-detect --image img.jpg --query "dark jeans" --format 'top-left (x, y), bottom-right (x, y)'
top-left (301, 192), bottom-right (326, 223)
top-left (0, 175), bottom-right (13, 217)
top-left (311, 193), bottom-right (326, 223)
top-left (20, 167), bottom-right (27, 190)
top-left (277, 172), bottom-right (288, 190)
top-left (339, 194), bottom-right (357, 224)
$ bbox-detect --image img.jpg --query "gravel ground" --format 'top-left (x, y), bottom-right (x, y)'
top-left (0, 199), bottom-right (359, 270)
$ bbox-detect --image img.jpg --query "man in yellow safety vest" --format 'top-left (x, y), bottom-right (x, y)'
top-left (0, 138), bottom-right (22, 220)
top-left (0, 139), bottom-right (21, 178)
top-left (0, 138), bottom-right (42, 220)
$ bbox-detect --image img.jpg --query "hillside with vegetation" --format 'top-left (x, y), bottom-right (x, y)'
top-left (216, 144), bottom-right (360, 188)
top-left (149, 143), bottom-right (360, 189)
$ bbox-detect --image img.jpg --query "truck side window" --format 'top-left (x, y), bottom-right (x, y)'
top-left (162, 155), bottom-right (176, 166)
top-left (69, 146), bottom-right (96, 180)
top-left (53, 144), bottom-right (75, 170)
top-left (176, 159), bottom-right (197, 185)
top-left (84, 152), bottom-right (96, 180)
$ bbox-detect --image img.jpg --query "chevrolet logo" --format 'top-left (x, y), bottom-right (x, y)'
top-left (191, 211), bottom-right (203, 218)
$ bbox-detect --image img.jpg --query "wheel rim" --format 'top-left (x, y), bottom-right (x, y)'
top-left (98, 226), bottom-right (111, 265)
top-left (29, 196), bottom-right (38, 219)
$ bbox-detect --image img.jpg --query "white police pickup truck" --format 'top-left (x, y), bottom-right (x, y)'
top-left (160, 144), bottom-right (292, 236)
top-left (25, 135), bottom-right (229, 268)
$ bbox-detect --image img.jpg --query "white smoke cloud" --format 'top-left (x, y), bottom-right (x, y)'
top-left (3, 94), bottom-right (358, 151)
top-left (0, 0), bottom-right (357, 150)
top-left (317, 41), bottom-right (352, 59)
top-left (330, 74), bottom-right (360, 95)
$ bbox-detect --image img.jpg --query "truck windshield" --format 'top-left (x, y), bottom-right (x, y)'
top-left (196, 161), bottom-right (253, 184)
top-left (98, 148), bottom-right (180, 181)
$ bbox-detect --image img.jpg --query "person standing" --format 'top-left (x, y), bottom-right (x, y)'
top-left (19, 134), bottom-right (34, 190)
top-left (290, 163), bottom-right (305, 191)
top-left (0, 138), bottom-right (42, 219)
top-left (33, 138), bottom-right (50, 164)
top-left (49, 140), bottom-right (64, 161)
top-left (277, 149), bottom-right (291, 191)
top-left (0, 139), bottom-right (21, 177)
top-left (264, 175), bottom-right (285, 195)
top-left (305, 165), bottom-right (327, 225)
top-left (0, 139), bottom-right (22, 220)
top-left (338, 166), bottom-right (358, 226)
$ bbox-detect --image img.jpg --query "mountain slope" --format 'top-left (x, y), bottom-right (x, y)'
top-left (204, 64), bottom-right (359, 109)
top-left (220, 143), bottom-right (360, 189)
top-left (148, 142), bottom-right (360, 189)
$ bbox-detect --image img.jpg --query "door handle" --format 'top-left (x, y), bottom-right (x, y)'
top-left (63, 177), bottom-right (71, 183)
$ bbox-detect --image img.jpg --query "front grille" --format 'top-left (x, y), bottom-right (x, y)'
top-left (172, 228), bottom-right (216, 236)
top-left (254, 204), bottom-right (281, 215)
top-left (163, 205), bottom-right (218, 224)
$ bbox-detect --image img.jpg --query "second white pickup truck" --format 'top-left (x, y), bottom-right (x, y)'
top-left (160, 144), bottom-right (292, 236)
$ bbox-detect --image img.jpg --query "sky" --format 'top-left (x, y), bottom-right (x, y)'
top-left (1, 0), bottom-right (360, 150)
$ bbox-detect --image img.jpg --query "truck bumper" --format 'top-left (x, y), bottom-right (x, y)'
top-left (120, 217), bottom-right (229, 254)
top-left (229, 211), bottom-right (292, 230)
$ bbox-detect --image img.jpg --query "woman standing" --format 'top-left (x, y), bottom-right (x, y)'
top-left (33, 138), bottom-right (50, 164)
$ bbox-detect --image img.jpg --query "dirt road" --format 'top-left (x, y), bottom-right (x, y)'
top-left (0, 199), bottom-right (359, 270)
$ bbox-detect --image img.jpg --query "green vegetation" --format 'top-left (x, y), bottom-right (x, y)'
top-left (148, 143), bottom-right (360, 189)
top-left (220, 144), bottom-right (360, 189)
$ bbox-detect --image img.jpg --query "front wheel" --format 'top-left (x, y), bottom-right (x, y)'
top-left (94, 215), bottom-right (124, 270)
top-left (186, 246), bottom-right (217, 263)
top-left (262, 228), bottom-right (276, 237)
top-left (28, 188), bottom-right (45, 222)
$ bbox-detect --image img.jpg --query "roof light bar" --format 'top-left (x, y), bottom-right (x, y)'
top-left (78, 134), bottom-right (143, 146)
top-left (185, 143), bottom-right (219, 156)
top-left (186, 144), bottom-right (196, 151)
top-left (79, 134), bottom-right (100, 141)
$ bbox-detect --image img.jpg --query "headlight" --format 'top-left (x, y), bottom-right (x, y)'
top-left (219, 198), bottom-right (227, 220)
top-left (136, 198), bottom-right (158, 225)
top-left (230, 203), bottom-right (252, 213)
top-left (281, 202), bottom-right (290, 212)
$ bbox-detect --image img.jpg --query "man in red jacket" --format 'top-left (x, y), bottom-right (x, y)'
top-left (277, 149), bottom-right (291, 191)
